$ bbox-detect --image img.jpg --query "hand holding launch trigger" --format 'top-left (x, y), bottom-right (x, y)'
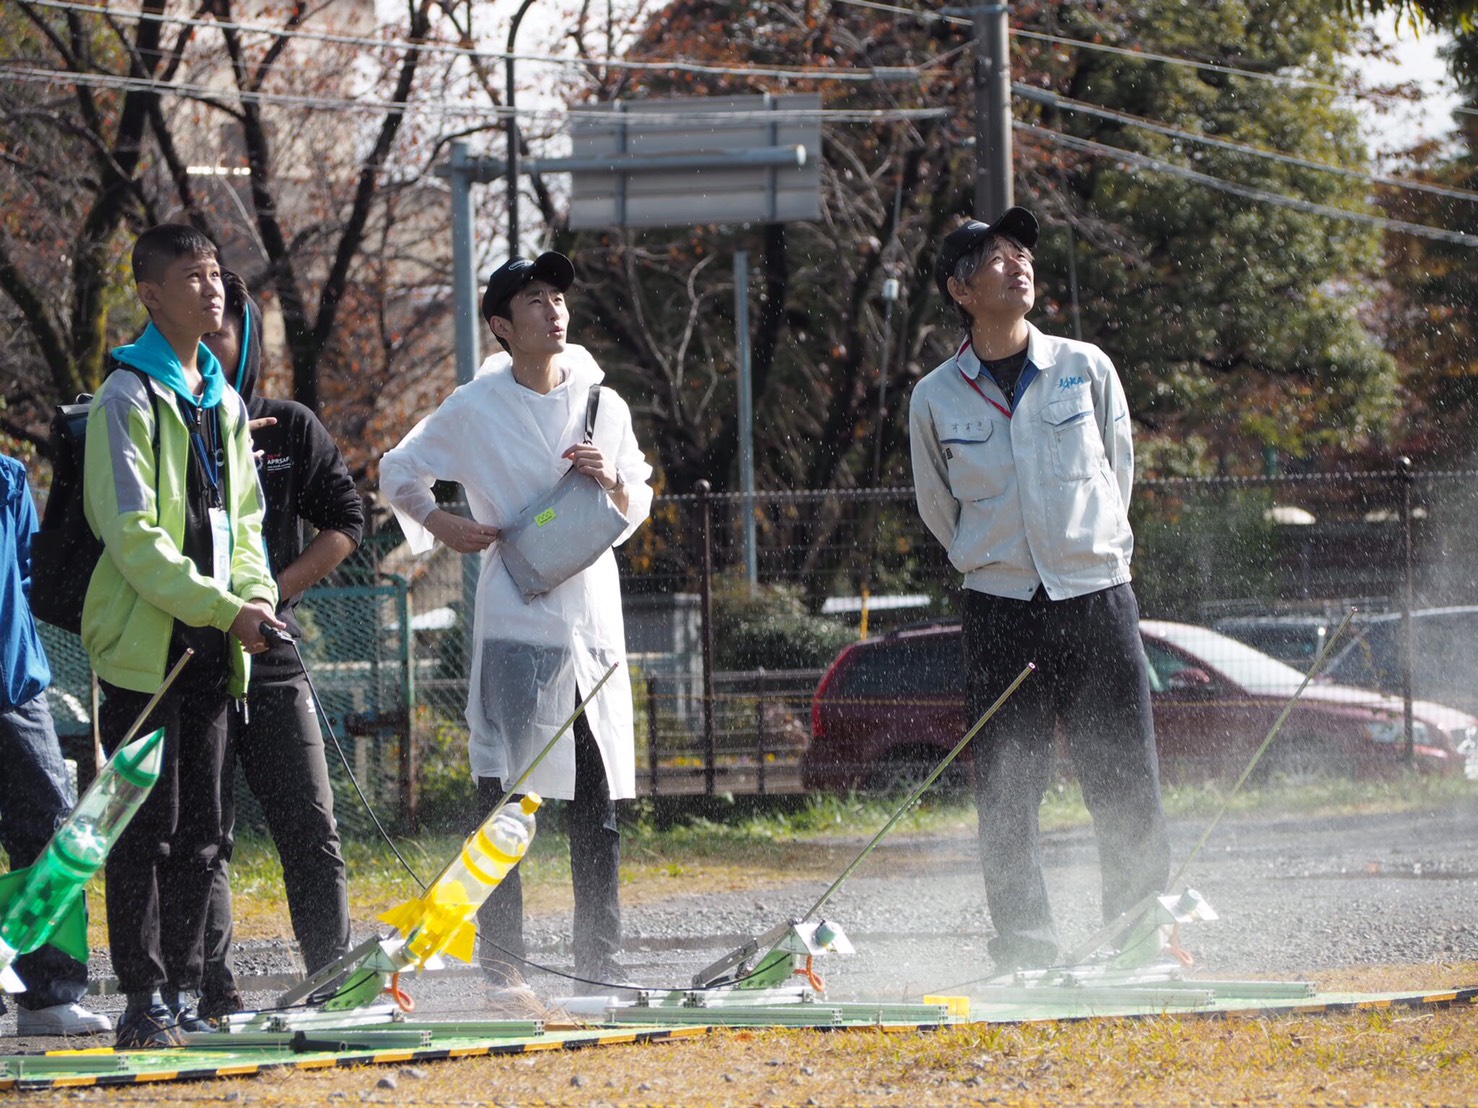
top-left (231, 600), bottom-right (282, 654)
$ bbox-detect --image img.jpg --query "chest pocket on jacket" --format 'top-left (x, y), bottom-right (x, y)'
top-left (1043, 394), bottom-right (1105, 481)
top-left (942, 420), bottom-right (1011, 501)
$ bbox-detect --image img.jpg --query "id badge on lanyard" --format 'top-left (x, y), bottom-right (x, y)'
top-left (188, 400), bottom-right (231, 585)
top-left (208, 506), bottom-right (232, 585)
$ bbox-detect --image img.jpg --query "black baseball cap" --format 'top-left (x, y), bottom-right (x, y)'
top-left (933, 207), bottom-right (1039, 298)
top-left (480, 251), bottom-right (576, 321)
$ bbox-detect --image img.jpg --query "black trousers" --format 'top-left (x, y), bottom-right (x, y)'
top-left (963, 583), bottom-right (1171, 971)
top-left (0, 694), bottom-right (88, 1010)
top-left (99, 642), bottom-right (230, 997)
top-left (202, 660), bottom-right (350, 997)
top-left (472, 702), bottom-right (620, 985)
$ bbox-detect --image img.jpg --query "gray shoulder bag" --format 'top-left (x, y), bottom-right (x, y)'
top-left (499, 386), bottom-right (629, 601)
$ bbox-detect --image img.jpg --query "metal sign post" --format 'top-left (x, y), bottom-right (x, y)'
top-left (735, 250), bottom-right (756, 590)
top-left (566, 93), bottom-right (820, 586)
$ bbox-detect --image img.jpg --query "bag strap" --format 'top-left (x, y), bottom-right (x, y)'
top-left (122, 367), bottom-right (162, 457)
top-left (110, 363), bottom-right (163, 497)
top-left (584, 385), bottom-right (601, 444)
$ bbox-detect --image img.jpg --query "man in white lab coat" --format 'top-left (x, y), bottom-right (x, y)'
top-left (379, 252), bottom-right (653, 992)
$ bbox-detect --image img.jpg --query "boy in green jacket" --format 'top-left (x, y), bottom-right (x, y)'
top-left (82, 224), bottom-right (283, 1049)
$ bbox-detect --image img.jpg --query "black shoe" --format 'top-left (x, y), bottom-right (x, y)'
top-left (198, 992), bottom-right (245, 1025)
top-left (170, 1004), bottom-right (216, 1033)
top-left (115, 1005), bottom-right (187, 1050)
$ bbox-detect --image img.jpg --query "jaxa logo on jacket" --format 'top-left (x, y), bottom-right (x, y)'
top-left (908, 322), bottom-right (1136, 603)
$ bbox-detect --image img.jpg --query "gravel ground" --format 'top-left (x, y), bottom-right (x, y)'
top-left (604, 793), bottom-right (1478, 999)
top-left (5, 793), bottom-right (1477, 1048)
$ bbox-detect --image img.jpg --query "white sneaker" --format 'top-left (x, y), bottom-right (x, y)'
top-left (16, 1002), bottom-right (114, 1036)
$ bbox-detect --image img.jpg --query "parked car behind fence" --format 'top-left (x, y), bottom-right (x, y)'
top-left (1213, 606), bottom-right (1478, 717)
top-left (803, 619), bottom-right (1478, 791)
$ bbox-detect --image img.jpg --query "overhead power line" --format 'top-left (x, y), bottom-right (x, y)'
top-left (1019, 122), bottom-right (1478, 247)
top-left (10, 62), bottom-right (1469, 238)
top-left (1019, 85), bottom-right (1478, 204)
top-left (11, 1), bottom-right (1470, 232)
top-left (19, 0), bottom-right (937, 83)
top-left (21, 0), bottom-right (1474, 137)
top-left (832, 0), bottom-right (1475, 119)
top-left (0, 63), bottom-right (948, 122)
top-left (24, 0), bottom-right (1468, 119)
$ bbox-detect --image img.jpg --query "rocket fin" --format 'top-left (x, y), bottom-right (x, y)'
top-left (378, 897), bottom-right (426, 936)
top-left (0, 866), bottom-right (32, 913)
top-left (49, 898), bottom-right (90, 965)
top-left (0, 871), bottom-right (90, 966)
top-left (0, 868), bottom-right (87, 979)
top-left (445, 921), bottom-right (478, 965)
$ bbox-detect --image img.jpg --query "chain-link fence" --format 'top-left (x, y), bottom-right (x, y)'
top-left (38, 468), bottom-right (1478, 830)
top-left (635, 470), bottom-right (1478, 628)
top-left (37, 580), bottom-right (415, 837)
top-left (290, 580), bottom-right (414, 836)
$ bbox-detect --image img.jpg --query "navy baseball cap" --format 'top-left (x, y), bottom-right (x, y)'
top-left (481, 251), bottom-right (575, 321)
top-left (933, 208), bottom-right (1039, 298)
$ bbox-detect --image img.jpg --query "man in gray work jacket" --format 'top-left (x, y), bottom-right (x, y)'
top-left (908, 207), bottom-right (1170, 974)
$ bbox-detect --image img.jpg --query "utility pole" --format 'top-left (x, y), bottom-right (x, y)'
top-left (972, 3), bottom-right (1013, 218)
top-left (506, 0), bottom-right (539, 254)
top-left (735, 250), bottom-right (757, 592)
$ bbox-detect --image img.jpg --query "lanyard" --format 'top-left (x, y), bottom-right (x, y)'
top-left (957, 340), bottom-right (1013, 420)
top-left (182, 400), bottom-right (225, 505)
top-left (960, 371), bottom-right (1012, 421)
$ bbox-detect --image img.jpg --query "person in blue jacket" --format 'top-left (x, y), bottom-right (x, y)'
top-left (0, 452), bottom-right (112, 1036)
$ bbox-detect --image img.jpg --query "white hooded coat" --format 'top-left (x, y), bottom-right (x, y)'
top-left (379, 344), bottom-right (653, 799)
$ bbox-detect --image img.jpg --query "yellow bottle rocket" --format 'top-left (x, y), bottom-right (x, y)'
top-left (378, 793), bottom-right (542, 966)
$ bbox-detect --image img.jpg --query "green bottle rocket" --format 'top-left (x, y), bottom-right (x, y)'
top-left (0, 727), bottom-right (166, 994)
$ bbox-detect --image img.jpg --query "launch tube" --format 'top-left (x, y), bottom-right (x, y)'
top-left (0, 728), bottom-right (167, 992)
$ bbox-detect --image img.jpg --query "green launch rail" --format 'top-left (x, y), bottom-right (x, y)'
top-left (3, 983), bottom-right (1474, 1091)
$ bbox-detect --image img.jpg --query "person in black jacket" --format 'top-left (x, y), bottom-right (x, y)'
top-left (196, 271), bottom-right (364, 1020)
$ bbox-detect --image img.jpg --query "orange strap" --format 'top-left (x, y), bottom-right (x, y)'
top-left (794, 955), bottom-right (825, 993)
top-left (387, 971), bottom-right (416, 1012)
top-left (1167, 923), bottom-right (1195, 966)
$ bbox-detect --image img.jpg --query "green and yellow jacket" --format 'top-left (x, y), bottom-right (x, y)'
top-left (82, 326), bottom-right (276, 696)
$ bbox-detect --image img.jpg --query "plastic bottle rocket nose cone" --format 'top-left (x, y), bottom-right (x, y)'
top-left (112, 728), bottom-right (166, 788)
